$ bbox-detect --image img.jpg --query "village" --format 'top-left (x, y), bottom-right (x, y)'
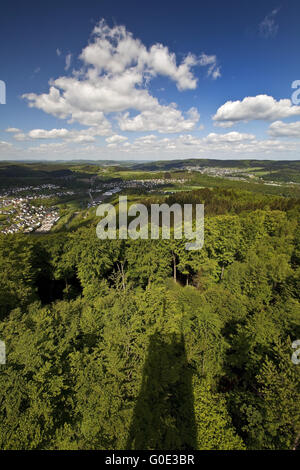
top-left (184, 165), bottom-right (256, 181)
top-left (87, 177), bottom-right (187, 207)
top-left (1, 177), bottom-right (183, 231)
top-left (0, 183), bottom-right (75, 199)
top-left (0, 197), bottom-right (60, 234)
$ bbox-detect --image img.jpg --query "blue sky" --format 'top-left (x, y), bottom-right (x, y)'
top-left (0, 0), bottom-right (300, 160)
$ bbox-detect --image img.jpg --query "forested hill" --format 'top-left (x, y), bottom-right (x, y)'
top-left (130, 158), bottom-right (300, 171)
top-left (0, 187), bottom-right (299, 450)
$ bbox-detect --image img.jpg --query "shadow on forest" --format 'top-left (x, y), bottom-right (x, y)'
top-left (126, 332), bottom-right (197, 450)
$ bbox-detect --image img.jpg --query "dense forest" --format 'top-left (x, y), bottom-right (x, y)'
top-left (0, 187), bottom-right (299, 450)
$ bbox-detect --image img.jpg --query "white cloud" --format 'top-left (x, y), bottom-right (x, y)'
top-left (259, 8), bottom-right (280, 38)
top-left (213, 95), bottom-right (300, 127)
top-left (198, 53), bottom-right (221, 80)
top-left (268, 120), bottom-right (300, 138)
top-left (134, 134), bottom-right (157, 144)
top-left (0, 140), bottom-right (13, 149)
top-left (108, 131), bottom-right (299, 160)
top-left (203, 131), bottom-right (256, 143)
top-left (80, 20), bottom-right (218, 90)
top-left (22, 20), bottom-right (218, 133)
top-left (118, 106), bottom-right (200, 133)
top-left (5, 128), bottom-right (22, 133)
top-left (65, 53), bottom-right (72, 71)
top-left (106, 134), bottom-right (128, 144)
top-left (22, 83), bottom-right (113, 128)
top-left (14, 133), bottom-right (29, 141)
top-left (12, 125), bottom-right (111, 144)
top-left (28, 128), bottom-right (69, 139)
top-left (56, 48), bottom-right (62, 56)
top-left (1, 130), bottom-right (300, 161)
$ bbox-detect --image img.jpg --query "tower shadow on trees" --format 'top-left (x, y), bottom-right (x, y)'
top-left (126, 332), bottom-right (197, 450)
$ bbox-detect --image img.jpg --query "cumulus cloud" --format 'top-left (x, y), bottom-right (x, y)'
top-left (5, 128), bottom-right (22, 133)
top-left (13, 133), bottom-right (28, 141)
top-left (28, 128), bottom-right (69, 139)
top-left (79, 20), bottom-right (218, 90)
top-left (22, 82), bottom-right (113, 128)
top-left (213, 95), bottom-right (300, 127)
top-left (22, 20), bottom-right (218, 133)
top-left (115, 131), bottom-right (299, 160)
top-left (203, 131), bottom-right (256, 143)
top-left (106, 134), bottom-right (128, 145)
top-left (2, 130), bottom-right (300, 161)
top-left (268, 120), bottom-right (300, 138)
top-left (259, 8), bottom-right (280, 38)
top-left (118, 106), bottom-right (200, 133)
top-left (12, 125), bottom-right (111, 144)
